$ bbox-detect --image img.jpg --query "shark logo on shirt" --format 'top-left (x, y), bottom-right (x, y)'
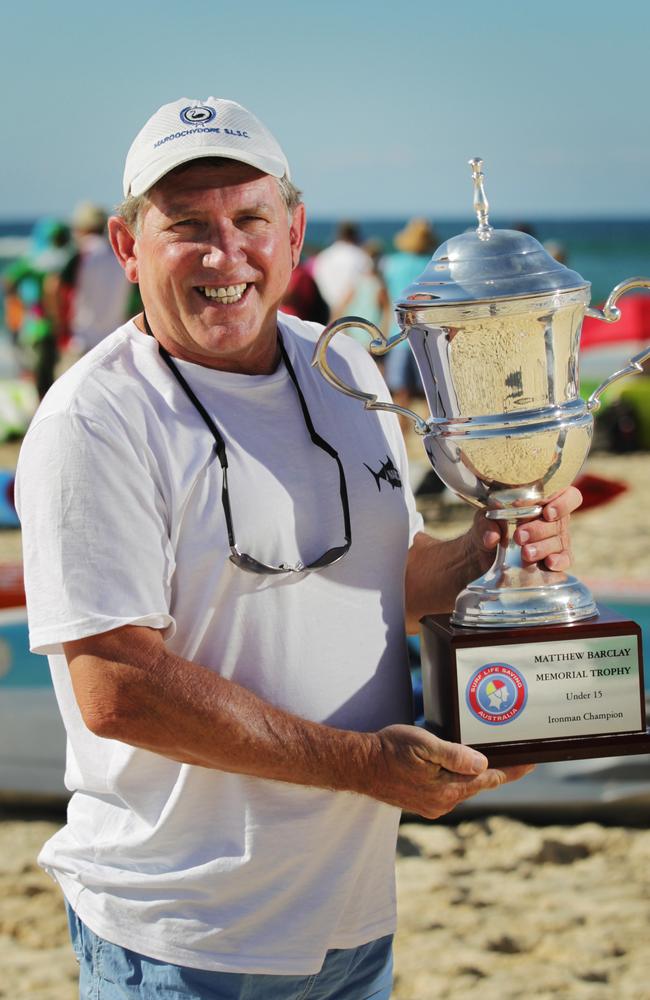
top-left (364, 456), bottom-right (402, 491)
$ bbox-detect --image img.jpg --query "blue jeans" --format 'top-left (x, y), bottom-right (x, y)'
top-left (66, 903), bottom-right (393, 999)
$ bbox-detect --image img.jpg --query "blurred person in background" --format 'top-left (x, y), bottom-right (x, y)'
top-left (281, 252), bottom-right (330, 325)
top-left (511, 221), bottom-right (537, 238)
top-left (334, 238), bottom-right (392, 350)
top-left (57, 202), bottom-right (133, 357)
top-left (382, 217), bottom-right (438, 420)
top-left (3, 217), bottom-right (72, 398)
top-left (544, 239), bottom-right (568, 265)
top-left (313, 220), bottom-right (371, 317)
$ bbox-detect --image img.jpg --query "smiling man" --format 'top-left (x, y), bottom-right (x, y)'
top-left (15, 97), bottom-right (580, 1000)
top-left (112, 157), bottom-right (304, 374)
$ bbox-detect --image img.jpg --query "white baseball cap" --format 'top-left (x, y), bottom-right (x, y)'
top-left (123, 97), bottom-right (291, 198)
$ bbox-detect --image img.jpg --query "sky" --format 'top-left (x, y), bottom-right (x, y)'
top-left (4, 0), bottom-right (650, 221)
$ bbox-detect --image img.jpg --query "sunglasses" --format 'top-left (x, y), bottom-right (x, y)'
top-left (144, 315), bottom-right (351, 574)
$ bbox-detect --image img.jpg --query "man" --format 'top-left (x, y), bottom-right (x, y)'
top-left (57, 201), bottom-right (132, 356)
top-left (382, 218), bottom-right (439, 420)
top-left (313, 220), bottom-right (371, 316)
top-left (16, 97), bottom-right (580, 999)
top-left (3, 217), bottom-right (72, 398)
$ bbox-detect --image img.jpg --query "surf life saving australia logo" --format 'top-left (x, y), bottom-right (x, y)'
top-left (153, 106), bottom-right (251, 150)
top-left (466, 662), bottom-right (528, 726)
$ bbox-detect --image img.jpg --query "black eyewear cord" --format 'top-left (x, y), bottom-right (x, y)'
top-left (143, 313), bottom-right (351, 574)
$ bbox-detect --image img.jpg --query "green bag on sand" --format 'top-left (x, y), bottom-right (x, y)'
top-left (620, 380), bottom-right (650, 449)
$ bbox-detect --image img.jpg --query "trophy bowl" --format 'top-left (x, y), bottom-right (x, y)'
top-left (412, 285), bottom-right (597, 628)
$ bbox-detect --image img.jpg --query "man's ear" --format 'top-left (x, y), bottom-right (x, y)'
top-left (108, 216), bottom-right (139, 284)
top-left (289, 203), bottom-right (306, 270)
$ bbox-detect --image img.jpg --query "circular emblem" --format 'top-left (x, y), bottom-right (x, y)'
top-left (466, 662), bottom-right (528, 726)
top-left (179, 105), bottom-right (216, 126)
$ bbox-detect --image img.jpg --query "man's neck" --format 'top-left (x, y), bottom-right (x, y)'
top-left (136, 313), bottom-right (283, 375)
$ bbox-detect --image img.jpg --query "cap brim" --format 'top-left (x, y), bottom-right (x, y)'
top-left (126, 146), bottom-right (288, 197)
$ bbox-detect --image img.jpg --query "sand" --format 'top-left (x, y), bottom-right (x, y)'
top-left (1, 443), bottom-right (648, 999)
top-left (2, 813), bottom-right (650, 999)
top-left (394, 817), bottom-right (650, 1000)
top-left (0, 817), bottom-right (78, 1000)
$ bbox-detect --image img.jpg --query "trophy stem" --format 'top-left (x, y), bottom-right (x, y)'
top-left (452, 517), bottom-right (599, 628)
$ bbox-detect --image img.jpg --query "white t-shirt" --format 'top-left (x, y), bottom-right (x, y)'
top-left (70, 234), bottom-right (131, 353)
top-left (313, 241), bottom-right (371, 312)
top-left (15, 313), bottom-right (423, 975)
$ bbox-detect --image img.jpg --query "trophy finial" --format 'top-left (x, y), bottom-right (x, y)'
top-left (469, 157), bottom-right (492, 240)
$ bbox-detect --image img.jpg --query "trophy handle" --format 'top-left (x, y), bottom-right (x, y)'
top-left (311, 316), bottom-right (430, 435)
top-left (587, 347), bottom-right (650, 412)
top-left (584, 277), bottom-right (650, 412)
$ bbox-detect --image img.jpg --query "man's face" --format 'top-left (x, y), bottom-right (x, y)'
top-left (110, 161), bottom-right (305, 374)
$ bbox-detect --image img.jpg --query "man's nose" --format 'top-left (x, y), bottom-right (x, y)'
top-left (202, 226), bottom-right (244, 268)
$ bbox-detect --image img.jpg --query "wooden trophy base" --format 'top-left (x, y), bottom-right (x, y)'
top-left (419, 606), bottom-right (650, 766)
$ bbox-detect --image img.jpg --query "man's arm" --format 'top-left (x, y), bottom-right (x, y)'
top-left (405, 486), bottom-right (582, 632)
top-left (64, 626), bottom-right (532, 821)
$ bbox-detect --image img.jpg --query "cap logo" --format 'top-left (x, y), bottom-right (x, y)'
top-left (179, 105), bottom-right (216, 126)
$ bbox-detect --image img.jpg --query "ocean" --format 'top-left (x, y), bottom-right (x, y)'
top-left (306, 217), bottom-right (650, 305)
top-left (2, 216), bottom-right (650, 305)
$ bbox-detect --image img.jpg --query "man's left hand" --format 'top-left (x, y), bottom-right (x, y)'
top-left (476, 484), bottom-right (583, 572)
top-left (404, 485), bottom-right (583, 631)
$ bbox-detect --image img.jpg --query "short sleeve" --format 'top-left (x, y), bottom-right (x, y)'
top-left (15, 411), bottom-right (176, 654)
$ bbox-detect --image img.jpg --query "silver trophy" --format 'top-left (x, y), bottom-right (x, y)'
top-left (312, 159), bottom-right (650, 629)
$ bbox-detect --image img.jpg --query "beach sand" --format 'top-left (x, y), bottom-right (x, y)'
top-left (394, 817), bottom-right (650, 1000)
top-left (0, 816), bottom-right (78, 1000)
top-left (2, 812), bottom-right (650, 1000)
top-left (1, 443), bottom-right (649, 999)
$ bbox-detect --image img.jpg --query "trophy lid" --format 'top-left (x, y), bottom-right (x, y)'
top-left (397, 158), bottom-right (589, 307)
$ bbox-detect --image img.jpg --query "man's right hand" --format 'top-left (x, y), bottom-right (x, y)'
top-left (365, 724), bottom-right (534, 819)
